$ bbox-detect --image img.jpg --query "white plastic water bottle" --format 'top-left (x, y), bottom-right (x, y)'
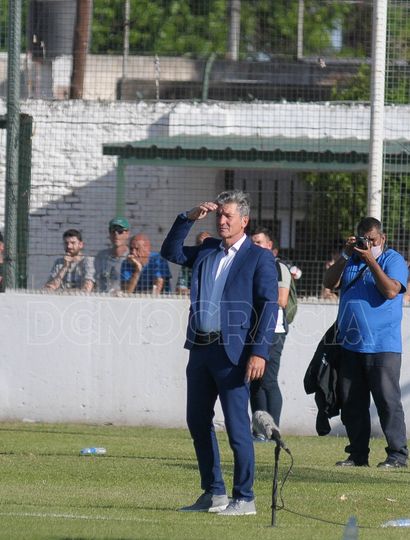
top-left (79, 447), bottom-right (107, 456)
top-left (342, 516), bottom-right (358, 539)
top-left (382, 518), bottom-right (410, 528)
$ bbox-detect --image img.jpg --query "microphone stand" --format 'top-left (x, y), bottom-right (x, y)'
top-left (271, 442), bottom-right (281, 527)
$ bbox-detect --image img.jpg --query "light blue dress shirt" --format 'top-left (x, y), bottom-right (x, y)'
top-left (199, 234), bottom-right (247, 332)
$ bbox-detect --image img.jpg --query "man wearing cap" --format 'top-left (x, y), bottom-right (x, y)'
top-left (94, 217), bottom-right (130, 293)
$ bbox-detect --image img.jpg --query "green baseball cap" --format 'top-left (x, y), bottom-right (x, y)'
top-left (109, 217), bottom-right (129, 230)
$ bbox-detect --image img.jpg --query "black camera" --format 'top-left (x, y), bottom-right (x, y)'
top-left (355, 236), bottom-right (369, 249)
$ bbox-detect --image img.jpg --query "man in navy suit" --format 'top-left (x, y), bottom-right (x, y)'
top-left (161, 190), bottom-right (278, 516)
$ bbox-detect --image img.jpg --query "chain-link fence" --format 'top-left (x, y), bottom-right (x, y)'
top-left (0, 0), bottom-right (409, 297)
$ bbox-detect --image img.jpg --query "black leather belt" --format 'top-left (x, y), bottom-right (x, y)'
top-left (194, 331), bottom-right (221, 345)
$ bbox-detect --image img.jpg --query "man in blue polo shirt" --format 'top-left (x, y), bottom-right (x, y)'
top-left (323, 217), bottom-right (408, 468)
top-left (121, 233), bottom-right (171, 294)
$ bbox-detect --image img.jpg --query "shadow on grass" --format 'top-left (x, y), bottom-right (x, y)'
top-left (50, 537), bottom-right (136, 540)
top-left (255, 462), bottom-right (410, 485)
top-left (0, 451), bottom-right (197, 464)
top-left (2, 498), bottom-right (177, 514)
top-left (0, 425), bottom-right (191, 440)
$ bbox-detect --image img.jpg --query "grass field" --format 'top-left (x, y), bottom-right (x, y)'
top-left (0, 422), bottom-right (409, 539)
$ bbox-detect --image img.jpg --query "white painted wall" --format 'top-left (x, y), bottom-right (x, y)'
top-left (1, 292), bottom-right (410, 438)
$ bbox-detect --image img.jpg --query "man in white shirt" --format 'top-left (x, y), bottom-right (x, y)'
top-left (251, 228), bottom-right (291, 432)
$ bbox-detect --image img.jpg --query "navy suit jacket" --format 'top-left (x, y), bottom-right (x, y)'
top-left (161, 214), bottom-right (278, 365)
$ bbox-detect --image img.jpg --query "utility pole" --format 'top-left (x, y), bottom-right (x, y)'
top-left (227, 0), bottom-right (241, 61)
top-left (122, 0), bottom-right (130, 80)
top-left (70, 0), bottom-right (93, 99)
top-left (297, 0), bottom-right (304, 60)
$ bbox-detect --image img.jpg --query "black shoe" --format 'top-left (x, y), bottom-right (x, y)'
top-left (377, 457), bottom-right (408, 469)
top-left (335, 458), bottom-right (369, 467)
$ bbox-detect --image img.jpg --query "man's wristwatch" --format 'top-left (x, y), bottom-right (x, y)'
top-left (341, 251), bottom-right (349, 261)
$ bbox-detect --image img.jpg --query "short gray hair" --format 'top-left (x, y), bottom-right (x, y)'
top-left (215, 190), bottom-right (250, 217)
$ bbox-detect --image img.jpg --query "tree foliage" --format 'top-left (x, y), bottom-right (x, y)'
top-left (241, 0), bottom-right (352, 58)
top-left (91, 0), bottom-right (363, 58)
top-left (383, 174), bottom-right (410, 254)
top-left (332, 62), bottom-right (410, 105)
top-left (91, 0), bottom-right (228, 56)
top-left (322, 2), bottom-right (410, 258)
top-left (0, 0), bottom-right (29, 52)
top-left (0, 1), bottom-right (7, 51)
top-left (331, 64), bottom-right (371, 102)
top-left (300, 171), bottom-right (367, 259)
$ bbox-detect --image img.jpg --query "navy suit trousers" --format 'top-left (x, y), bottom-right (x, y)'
top-left (186, 341), bottom-right (254, 501)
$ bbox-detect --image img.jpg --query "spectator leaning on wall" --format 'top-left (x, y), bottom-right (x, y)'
top-left (94, 217), bottom-right (130, 293)
top-left (121, 233), bottom-right (172, 294)
top-left (45, 229), bottom-right (95, 292)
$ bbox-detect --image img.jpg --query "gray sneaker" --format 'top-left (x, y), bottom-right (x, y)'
top-left (218, 499), bottom-right (256, 516)
top-left (179, 492), bottom-right (229, 513)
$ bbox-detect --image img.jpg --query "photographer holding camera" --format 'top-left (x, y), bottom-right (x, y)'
top-left (323, 217), bottom-right (408, 469)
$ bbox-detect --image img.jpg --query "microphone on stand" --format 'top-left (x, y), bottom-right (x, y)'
top-left (253, 410), bottom-right (293, 527)
top-left (252, 410), bottom-right (291, 454)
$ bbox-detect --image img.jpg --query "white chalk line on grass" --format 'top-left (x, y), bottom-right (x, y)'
top-left (0, 511), bottom-right (160, 523)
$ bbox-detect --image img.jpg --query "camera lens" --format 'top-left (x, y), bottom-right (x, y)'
top-left (356, 237), bottom-right (368, 249)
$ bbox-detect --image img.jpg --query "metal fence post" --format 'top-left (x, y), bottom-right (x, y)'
top-left (368, 0), bottom-right (388, 220)
top-left (17, 114), bottom-right (33, 289)
top-left (5, 0), bottom-right (22, 290)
